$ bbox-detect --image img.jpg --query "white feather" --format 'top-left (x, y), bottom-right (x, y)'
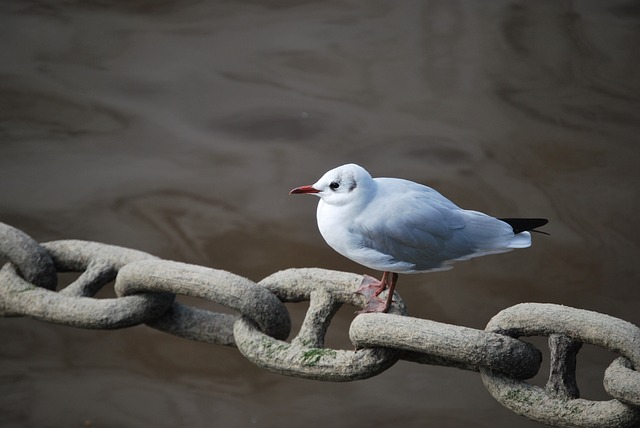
top-left (305, 164), bottom-right (536, 274)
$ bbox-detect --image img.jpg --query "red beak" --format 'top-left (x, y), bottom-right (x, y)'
top-left (289, 185), bottom-right (320, 195)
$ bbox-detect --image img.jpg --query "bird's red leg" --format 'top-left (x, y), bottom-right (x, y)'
top-left (373, 271), bottom-right (390, 297)
top-left (382, 272), bottom-right (398, 313)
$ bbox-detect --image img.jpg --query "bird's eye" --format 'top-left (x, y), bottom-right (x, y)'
top-left (329, 181), bottom-right (340, 191)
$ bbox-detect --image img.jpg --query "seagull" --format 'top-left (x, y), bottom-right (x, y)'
top-left (290, 163), bottom-right (548, 313)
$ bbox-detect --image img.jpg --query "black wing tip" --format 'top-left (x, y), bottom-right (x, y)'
top-left (499, 218), bottom-right (549, 234)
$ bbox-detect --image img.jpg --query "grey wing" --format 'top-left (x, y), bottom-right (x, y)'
top-left (355, 191), bottom-right (474, 271)
top-left (355, 178), bottom-right (523, 271)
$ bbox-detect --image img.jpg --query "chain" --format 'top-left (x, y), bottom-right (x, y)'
top-left (1, 222), bottom-right (638, 428)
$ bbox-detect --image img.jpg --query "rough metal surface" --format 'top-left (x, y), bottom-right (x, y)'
top-left (481, 303), bottom-right (640, 427)
top-left (349, 313), bottom-right (541, 379)
top-left (1, 222), bottom-right (639, 427)
top-left (547, 334), bottom-right (582, 400)
top-left (115, 259), bottom-right (291, 345)
top-left (0, 224), bottom-right (57, 290)
top-left (605, 357), bottom-right (640, 407)
top-left (233, 268), bottom-right (407, 381)
top-left (0, 235), bottom-right (173, 328)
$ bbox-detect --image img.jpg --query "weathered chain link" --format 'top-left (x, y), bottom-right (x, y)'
top-left (234, 268), bottom-right (407, 381)
top-left (115, 259), bottom-right (291, 345)
top-left (1, 222), bottom-right (639, 428)
top-left (1, 239), bottom-right (174, 328)
top-left (480, 304), bottom-right (640, 428)
top-left (0, 223), bottom-right (57, 291)
top-left (349, 313), bottom-right (541, 380)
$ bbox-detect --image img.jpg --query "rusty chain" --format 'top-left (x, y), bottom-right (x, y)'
top-left (1, 222), bottom-right (639, 428)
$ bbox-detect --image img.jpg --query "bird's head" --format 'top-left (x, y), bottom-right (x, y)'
top-left (289, 163), bottom-right (375, 207)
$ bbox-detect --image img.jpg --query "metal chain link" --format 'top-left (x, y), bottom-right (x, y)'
top-left (234, 268), bottom-right (407, 381)
top-left (480, 304), bottom-right (640, 428)
top-left (115, 259), bottom-right (291, 345)
top-left (1, 222), bottom-right (639, 428)
top-left (1, 239), bottom-right (174, 328)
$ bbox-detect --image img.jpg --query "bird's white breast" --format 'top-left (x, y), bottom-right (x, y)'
top-left (316, 199), bottom-right (351, 255)
top-left (316, 197), bottom-right (416, 272)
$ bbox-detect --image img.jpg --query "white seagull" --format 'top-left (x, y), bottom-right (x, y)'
top-left (290, 163), bottom-right (548, 313)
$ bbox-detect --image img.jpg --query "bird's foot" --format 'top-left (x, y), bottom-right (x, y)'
top-left (355, 275), bottom-right (392, 313)
top-left (355, 296), bottom-right (391, 314)
top-left (354, 275), bottom-right (387, 299)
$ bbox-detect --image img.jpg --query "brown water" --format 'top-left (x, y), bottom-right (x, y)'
top-left (1, 1), bottom-right (639, 427)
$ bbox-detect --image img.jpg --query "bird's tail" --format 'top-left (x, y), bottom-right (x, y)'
top-left (499, 218), bottom-right (549, 235)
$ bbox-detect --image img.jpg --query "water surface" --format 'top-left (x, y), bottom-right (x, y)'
top-left (1, 1), bottom-right (639, 427)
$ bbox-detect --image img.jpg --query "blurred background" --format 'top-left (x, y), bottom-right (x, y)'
top-left (1, 1), bottom-right (639, 427)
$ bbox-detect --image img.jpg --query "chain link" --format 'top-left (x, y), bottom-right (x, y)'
top-left (234, 268), bottom-right (407, 381)
top-left (480, 303), bottom-right (640, 427)
top-left (1, 222), bottom-right (639, 427)
top-left (0, 223), bottom-right (57, 291)
top-left (115, 259), bottom-right (291, 345)
top-left (1, 239), bottom-right (174, 328)
top-left (349, 313), bottom-right (542, 379)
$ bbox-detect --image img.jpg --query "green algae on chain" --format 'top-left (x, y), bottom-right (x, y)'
top-left (301, 348), bottom-right (338, 366)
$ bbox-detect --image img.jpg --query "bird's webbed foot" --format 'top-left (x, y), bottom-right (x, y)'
top-left (354, 273), bottom-right (395, 313)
